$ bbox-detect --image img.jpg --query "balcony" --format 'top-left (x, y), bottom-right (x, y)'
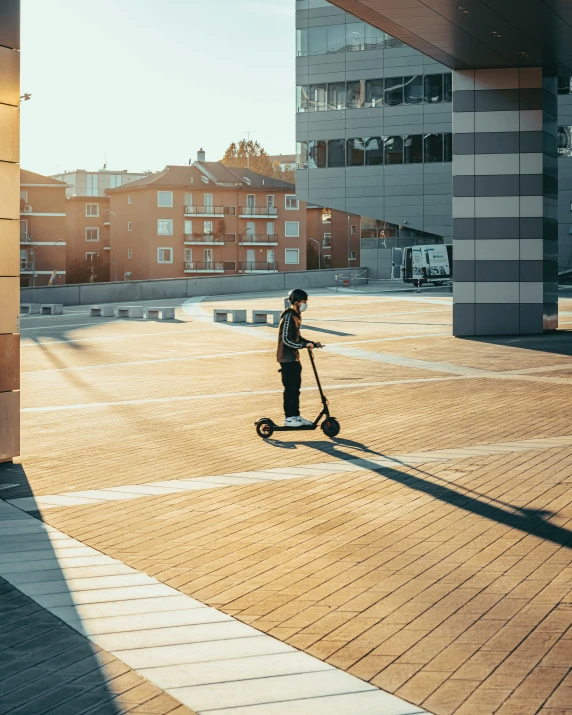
top-left (184, 261), bottom-right (236, 274)
top-left (240, 261), bottom-right (278, 273)
top-left (184, 233), bottom-right (236, 245)
top-left (20, 261), bottom-right (34, 273)
top-left (184, 205), bottom-right (236, 217)
top-left (240, 234), bottom-right (279, 246)
top-left (20, 233), bottom-right (33, 243)
top-left (239, 206), bottom-right (278, 218)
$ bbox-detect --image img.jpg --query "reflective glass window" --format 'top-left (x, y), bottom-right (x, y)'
top-left (424, 74), bottom-right (443, 103)
top-left (296, 86), bottom-right (309, 113)
top-left (328, 82), bottom-right (346, 110)
top-left (347, 80), bottom-right (365, 109)
top-left (365, 137), bottom-right (384, 165)
top-left (365, 23), bottom-right (384, 49)
top-left (424, 133), bottom-right (444, 162)
top-left (444, 133), bottom-right (452, 162)
top-left (328, 139), bottom-right (346, 167)
top-left (384, 136), bottom-right (403, 164)
top-left (404, 76), bottom-right (424, 105)
top-left (384, 33), bottom-right (403, 48)
top-left (308, 26), bottom-right (327, 55)
top-left (558, 77), bottom-right (572, 95)
top-left (384, 77), bottom-right (404, 106)
top-left (308, 140), bottom-right (327, 168)
top-left (296, 29), bottom-right (308, 57)
top-left (346, 22), bottom-right (365, 52)
top-left (327, 24), bottom-right (346, 53)
top-left (558, 126), bottom-right (572, 157)
top-left (347, 138), bottom-right (365, 166)
top-left (309, 84), bottom-right (327, 111)
top-left (366, 78), bottom-right (384, 107)
top-left (404, 135), bottom-right (423, 163)
top-left (443, 73), bottom-right (452, 102)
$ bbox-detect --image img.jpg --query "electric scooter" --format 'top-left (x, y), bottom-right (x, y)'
top-left (255, 345), bottom-right (341, 439)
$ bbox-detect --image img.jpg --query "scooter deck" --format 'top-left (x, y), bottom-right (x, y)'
top-left (271, 424), bottom-right (319, 432)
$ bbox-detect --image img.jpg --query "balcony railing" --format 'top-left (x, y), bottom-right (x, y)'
top-left (184, 233), bottom-right (236, 244)
top-left (239, 206), bottom-right (278, 217)
top-left (240, 234), bottom-right (279, 244)
top-left (184, 205), bottom-right (236, 216)
top-left (184, 261), bottom-right (237, 273)
top-left (240, 261), bottom-right (278, 273)
top-left (20, 261), bottom-right (34, 272)
top-left (20, 233), bottom-right (33, 243)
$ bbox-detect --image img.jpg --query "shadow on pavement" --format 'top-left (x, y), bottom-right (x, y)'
top-left (266, 436), bottom-right (572, 550)
top-left (0, 462), bottom-right (123, 714)
top-left (459, 330), bottom-right (572, 357)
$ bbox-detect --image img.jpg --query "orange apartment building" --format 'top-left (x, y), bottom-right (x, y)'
top-left (107, 155), bottom-right (306, 281)
top-left (19, 170), bottom-right (68, 287)
top-left (65, 195), bottom-right (111, 281)
top-left (306, 205), bottom-right (361, 269)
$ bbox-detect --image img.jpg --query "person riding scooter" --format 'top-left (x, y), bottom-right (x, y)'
top-left (277, 289), bottom-right (320, 427)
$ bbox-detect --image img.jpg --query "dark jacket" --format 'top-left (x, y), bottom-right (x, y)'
top-left (277, 307), bottom-right (310, 363)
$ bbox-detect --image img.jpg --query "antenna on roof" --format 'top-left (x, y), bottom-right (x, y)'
top-left (102, 149), bottom-right (107, 171)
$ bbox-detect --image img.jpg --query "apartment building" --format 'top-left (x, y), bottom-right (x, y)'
top-left (107, 157), bottom-right (306, 281)
top-left (51, 169), bottom-right (147, 198)
top-left (19, 170), bottom-right (68, 287)
top-left (65, 195), bottom-right (111, 282)
top-left (306, 205), bottom-right (361, 268)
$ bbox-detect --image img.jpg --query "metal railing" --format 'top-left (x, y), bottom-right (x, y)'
top-left (239, 207), bottom-right (278, 216)
top-left (184, 233), bottom-right (236, 243)
top-left (20, 233), bottom-right (33, 243)
top-left (240, 261), bottom-right (278, 272)
top-left (240, 234), bottom-right (279, 244)
top-left (184, 205), bottom-right (236, 215)
top-left (335, 269), bottom-right (368, 291)
top-left (20, 261), bottom-right (34, 272)
top-left (184, 261), bottom-right (224, 272)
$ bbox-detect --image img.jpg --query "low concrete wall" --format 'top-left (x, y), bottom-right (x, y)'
top-left (19, 268), bottom-right (367, 306)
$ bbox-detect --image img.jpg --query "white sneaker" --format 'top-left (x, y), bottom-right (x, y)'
top-left (284, 416), bottom-right (303, 427)
top-left (298, 416), bottom-right (314, 426)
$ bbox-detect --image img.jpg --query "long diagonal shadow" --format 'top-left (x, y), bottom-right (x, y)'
top-left (266, 437), bottom-right (572, 550)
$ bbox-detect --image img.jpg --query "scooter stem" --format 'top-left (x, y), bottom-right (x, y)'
top-left (308, 349), bottom-right (328, 406)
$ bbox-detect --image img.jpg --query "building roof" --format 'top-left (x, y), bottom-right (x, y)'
top-left (21, 169), bottom-right (67, 186)
top-left (268, 154), bottom-right (295, 164)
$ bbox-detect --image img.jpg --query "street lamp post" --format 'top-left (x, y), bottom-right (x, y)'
top-left (308, 237), bottom-right (321, 270)
top-left (347, 215), bottom-right (351, 268)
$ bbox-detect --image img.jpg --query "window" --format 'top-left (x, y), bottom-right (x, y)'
top-left (204, 193), bottom-right (213, 207)
top-left (184, 192), bottom-right (193, 208)
top-left (347, 80), bottom-right (364, 109)
top-left (157, 248), bottom-right (173, 263)
top-left (323, 233), bottom-right (332, 248)
top-left (425, 74), bottom-right (443, 103)
top-left (322, 208), bottom-right (331, 223)
top-left (559, 76), bottom-right (572, 94)
top-left (267, 221), bottom-right (275, 236)
top-left (328, 139), bottom-right (346, 168)
top-left (351, 225), bottom-right (356, 235)
top-left (347, 138), bottom-right (365, 166)
top-left (297, 85), bottom-right (310, 112)
top-left (404, 134), bottom-right (423, 164)
top-left (85, 252), bottom-right (98, 261)
top-left (184, 220), bottom-right (193, 235)
top-left (285, 248), bottom-right (300, 264)
top-left (444, 133), bottom-right (453, 162)
top-left (204, 221), bottom-right (213, 234)
top-left (328, 82), bottom-right (346, 110)
top-left (87, 174), bottom-right (99, 197)
top-left (424, 133), bottom-right (444, 162)
top-left (184, 248), bottom-right (192, 263)
top-left (384, 136), bottom-right (403, 165)
top-left (285, 221), bottom-right (300, 238)
top-left (128, 194), bottom-right (132, 204)
top-left (308, 140), bottom-right (327, 169)
top-left (309, 84), bottom-right (326, 112)
top-left (346, 21), bottom-right (365, 51)
top-left (350, 251), bottom-right (357, 260)
top-left (157, 191), bottom-right (173, 207)
top-left (365, 137), bottom-right (384, 165)
top-left (128, 221), bottom-right (133, 231)
top-left (85, 227), bottom-right (99, 242)
top-left (246, 194), bottom-right (255, 209)
top-left (266, 195), bottom-right (275, 210)
top-left (385, 77), bottom-right (404, 106)
top-left (128, 249), bottom-right (132, 259)
top-left (297, 23), bottom-right (402, 56)
top-left (404, 76), bottom-right (424, 104)
top-left (296, 29), bottom-right (308, 57)
top-left (365, 24), bottom-right (384, 49)
top-left (366, 78), bottom-right (384, 108)
top-left (20, 190), bottom-right (27, 202)
top-left (327, 24), bottom-right (345, 53)
top-left (559, 126), bottom-right (572, 157)
top-left (86, 203), bottom-right (99, 217)
top-left (109, 175), bottom-right (122, 189)
top-left (158, 219), bottom-right (173, 235)
top-left (285, 194), bottom-right (299, 210)
top-left (444, 73), bottom-right (452, 102)
top-left (308, 25), bottom-right (327, 55)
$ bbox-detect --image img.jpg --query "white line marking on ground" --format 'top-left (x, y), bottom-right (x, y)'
top-left (0, 501), bottom-right (427, 715)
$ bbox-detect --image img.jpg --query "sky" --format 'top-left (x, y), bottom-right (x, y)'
top-left (20, 0), bottom-right (295, 176)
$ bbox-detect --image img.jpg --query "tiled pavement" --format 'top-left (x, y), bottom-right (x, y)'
top-left (2, 287), bottom-right (572, 714)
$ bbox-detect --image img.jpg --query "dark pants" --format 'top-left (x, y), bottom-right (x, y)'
top-left (280, 361), bottom-right (302, 418)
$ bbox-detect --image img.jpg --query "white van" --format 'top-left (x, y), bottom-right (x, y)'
top-left (403, 244), bottom-right (452, 286)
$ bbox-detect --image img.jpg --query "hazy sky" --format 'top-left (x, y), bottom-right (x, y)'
top-left (21, 0), bottom-right (295, 176)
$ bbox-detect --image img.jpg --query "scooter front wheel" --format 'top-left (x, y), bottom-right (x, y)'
top-left (256, 419), bottom-right (274, 439)
top-left (321, 417), bottom-right (340, 438)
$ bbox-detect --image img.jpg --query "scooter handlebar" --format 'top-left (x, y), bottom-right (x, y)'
top-left (308, 342), bottom-right (324, 349)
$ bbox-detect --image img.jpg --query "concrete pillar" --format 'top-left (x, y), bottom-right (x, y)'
top-left (0, 0), bottom-right (20, 462)
top-left (452, 68), bottom-right (558, 336)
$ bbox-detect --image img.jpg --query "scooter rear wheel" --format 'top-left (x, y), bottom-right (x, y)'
top-left (321, 418), bottom-right (340, 438)
top-left (256, 419), bottom-right (274, 439)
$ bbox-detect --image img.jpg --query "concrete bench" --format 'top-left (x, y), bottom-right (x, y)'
top-left (90, 305), bottom-right (115, 318)
top-left (115, 305), bottom-right (144, 319)
top-left (145, 307), bottom-right (176, 321)
top-left (20, 303), bottom-right (40, 315)
top-left (213, 309), bottom-right (247, 324)
top-left (40, 304), bottom-right (63, 315)
top-left (252, 310), bottom-right (281, 326)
